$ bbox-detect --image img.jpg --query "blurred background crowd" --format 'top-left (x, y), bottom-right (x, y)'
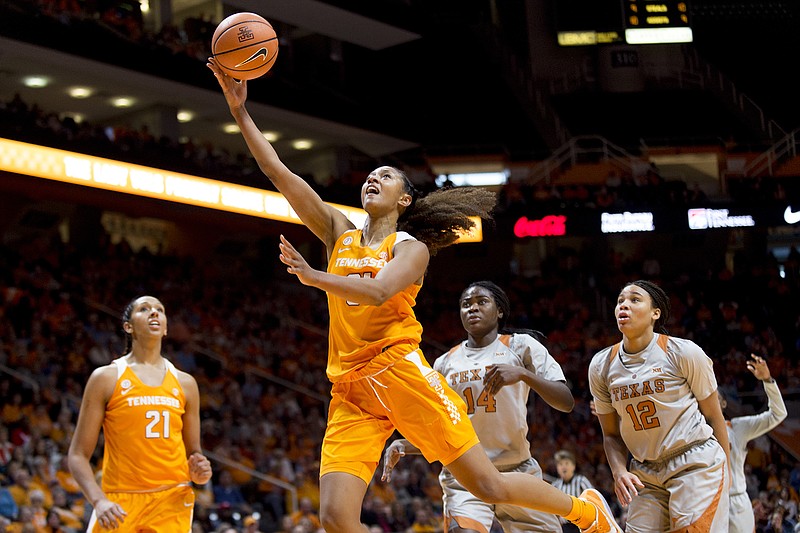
top-left (2, 0), bottom-right (800, 532)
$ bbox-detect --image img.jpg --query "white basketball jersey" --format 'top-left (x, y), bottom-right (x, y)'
top-left (727, 379), bottom-right (786, 495)
top-left (434, 333), bottom-right (566, 466)
top-left (589, 333), bottom-right (717, 463)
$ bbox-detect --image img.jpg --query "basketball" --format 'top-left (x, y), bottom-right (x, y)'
top-left (211, 12), bottom-right (279, 81)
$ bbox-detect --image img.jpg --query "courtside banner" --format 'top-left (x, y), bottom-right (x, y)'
top-left (0, 137), bottom-right (367, 226)
top-left (0, 138), bottom-right (483, 243)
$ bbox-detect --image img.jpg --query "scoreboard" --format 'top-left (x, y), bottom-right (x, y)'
top-left (556, 0), bottom-right (692, 46)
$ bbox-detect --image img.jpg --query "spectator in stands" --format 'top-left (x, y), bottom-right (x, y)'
top-left (212, 470), bottom-right (250, 514)
top-left (288, 497), bottom-right (321, 531)
top-left (67, 295), bottom-right (212, 531)
top-left (210, 57), bottom-right (622, 533)
top-left (765, 505), bottom-right (796, 533)
top-left (383, 281), bottom-right (573, 532)
top-left (721, 354), bottom-right (787, 533)
top-left (589, 280), bottom-right (730, 531)
top-left (0, 483), bottom-right (18, 521)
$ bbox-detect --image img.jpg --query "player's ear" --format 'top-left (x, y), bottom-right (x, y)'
top-left (398, 192), bottom-right (412, 209)
top-left (123, 321), bottom-right (133, 334)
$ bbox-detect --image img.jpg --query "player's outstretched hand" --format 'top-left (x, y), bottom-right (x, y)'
top-left (746, 353), bottom-right (772, 381)
top-left (207, 57), bottom-right (248, 111)
top-left (279, 235), bottom-right (318, 287)
top-left (381, 440), bottom-right (407, 483)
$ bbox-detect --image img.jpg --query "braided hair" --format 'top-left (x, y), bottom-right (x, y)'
top-left (462, 280), bottom-right (546, 343)
top-left (394, 169), bottom-right (496, 256)
top-left (121, 296), bottom-right (140, 354)
top-left (627, 279), bottom-right (671, 334)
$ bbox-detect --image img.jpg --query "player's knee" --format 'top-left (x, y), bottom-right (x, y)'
top-left (319, 506), bottom-right (355, 533)
top-left (463, 475), bottom-right (510, 504)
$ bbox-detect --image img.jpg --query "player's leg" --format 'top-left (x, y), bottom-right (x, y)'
top-left (318, 379), bottom-right (395, 533)
top-left (666, 440), bottom-right (729, 532)
top-left (440, 468), bottom-right (496, 533)
top-left (384, 351), bottom-right (622, 533)
top-left (493, 459), bottom-right (563, 533)
top-left (319, 472), bottom-right (371, 533)
top-left (728, 492), bottom-right (755, 533)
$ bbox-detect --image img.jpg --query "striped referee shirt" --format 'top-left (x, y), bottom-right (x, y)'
top-left (552, 473), bottom-right (594, 497)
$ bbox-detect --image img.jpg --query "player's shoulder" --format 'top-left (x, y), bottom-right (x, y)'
top-left (588, 344), bottom-right (618, 373)
top-left (435, 343), bottom-right (463, 366)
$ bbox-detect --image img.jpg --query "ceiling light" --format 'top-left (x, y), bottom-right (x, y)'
top-left (68, 86), bottom-right (94, 98)
top-left (222, 123), bottom-right (241, 134)
top-left (291, 139), bottom-right (313, 150)
top-left (61, 112), bottom-right (85, 124)
top-left (23, 76), bottom-right (49, 88)
top-left (435, 171), bottom-right (509, 187)
top-left (140, 0), bottom-right (150, 13)
top-left (111, 97), bottom-right (135, 108)
top-left (177, 110), bottom-right (194, 123)
top-left (262, 131), bottom-right (281, 142)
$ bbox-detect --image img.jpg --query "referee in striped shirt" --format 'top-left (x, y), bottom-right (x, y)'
top-left (551, 450), bottom-right (595, 532)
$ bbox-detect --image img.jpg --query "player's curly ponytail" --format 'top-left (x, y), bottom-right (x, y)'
top-left (395, 171), bottom-right (496, 256)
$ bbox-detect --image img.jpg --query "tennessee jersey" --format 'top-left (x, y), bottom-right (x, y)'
top-left (101, 358), bottom-right (190, 492)
top-left (326, 229), bottom-right (423, 381)
top-left (589, 334), bottom-right (717, 463)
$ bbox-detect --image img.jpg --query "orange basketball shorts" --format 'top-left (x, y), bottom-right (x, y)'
top-left (321, 349), bottom-right (480, 485)
top-left (88, 484), bottom-right (195, 533)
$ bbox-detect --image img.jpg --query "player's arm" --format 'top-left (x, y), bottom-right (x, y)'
top-left (596, 411), bottom-right (643, 507)
top-left (279, 235), bottom-right (430, 305)
top-left (381, 439), bottom-right (422, 482)
top-left (67, 366), bottom-right (127, 528)
top-left (739, 354), bottom-right (787, 438)
top-left (698, 391), bottom-right (730, 463)
top-left (180, 372), bottom-right (212, 485)
top-left (484, 366), bottom-right (574, 412)
top-left (208, 59), bottom-right (353, 248)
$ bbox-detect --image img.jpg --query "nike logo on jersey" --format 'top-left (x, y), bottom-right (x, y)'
top-left (338, 248), bottom-right (350, 253)
top-left (235, 48), bottom-right (268, 67)
top-left (184, 502), bottom-right (194, 507)
top-left (785, 206), bottom-right (800, 225)
top-left (120, 386), bottom-right (134, 395)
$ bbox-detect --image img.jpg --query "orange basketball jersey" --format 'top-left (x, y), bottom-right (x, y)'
top-left (101, 358), bottom-right (190, 492)
top-left (326, 230), bottom-right (423, 381)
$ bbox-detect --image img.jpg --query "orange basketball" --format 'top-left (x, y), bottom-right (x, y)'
top-left (211, 12), bottom-right (279, 81)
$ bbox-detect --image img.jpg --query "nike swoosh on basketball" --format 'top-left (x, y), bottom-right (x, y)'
top-left (784, 206), bottom-right (800, 224)
top-left (235, 48), bottom-right (267, 67)
top-left (120, 386), bottom-right (134, 395)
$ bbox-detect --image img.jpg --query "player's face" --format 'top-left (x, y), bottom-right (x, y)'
top-left (615, 284), bottom-right (660, 336)
top-left (460, 286), bottom-right (502, 338)
top-left (124, 296), bottom-right (168, 340)
top-left (361, 166), bottom-right (412, 216)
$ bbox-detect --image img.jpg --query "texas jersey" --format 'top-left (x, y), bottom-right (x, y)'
top-left (589, 334), bottom-right (717, 462)
top-left (435, 333), bottom-right (566, 466)
top-left (326, 229), bottom-right (423, 381)
top-left (101, 358), bottom-right (190, 492)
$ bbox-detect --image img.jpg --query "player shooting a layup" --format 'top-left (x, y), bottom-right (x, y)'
top-left (209, 58), bottom-right (623, 533)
